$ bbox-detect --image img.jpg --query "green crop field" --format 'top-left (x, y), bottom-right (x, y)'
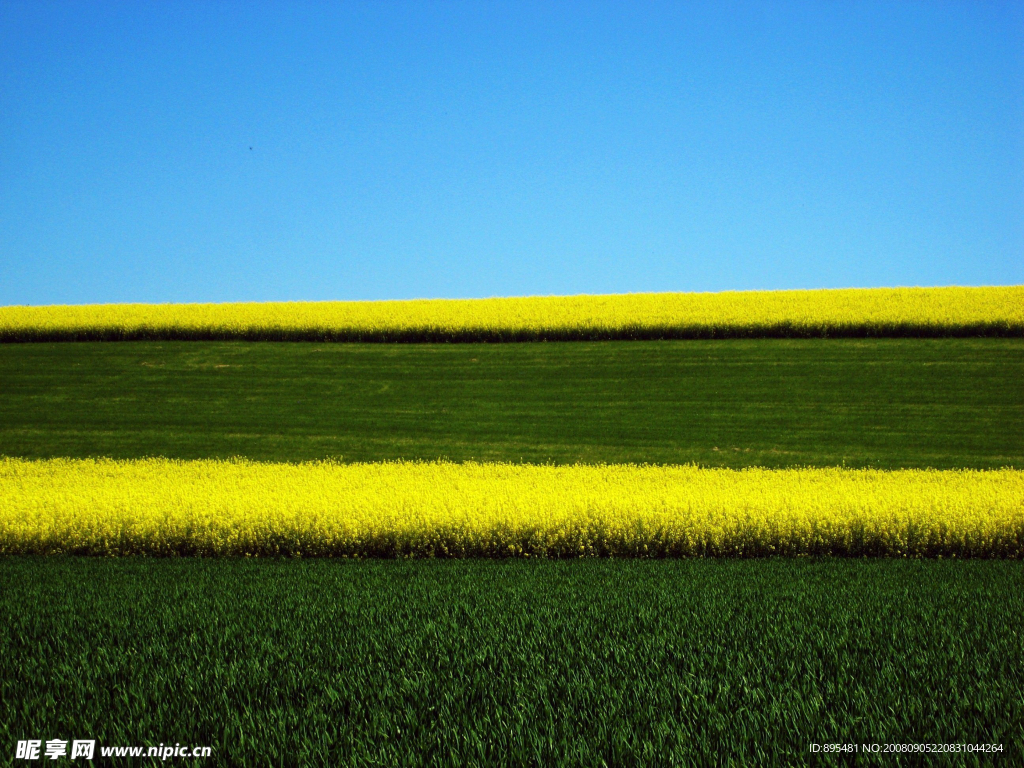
top-left (2, 336), bottom-right (1021, 764)
top-left (2, 558), bottom-right (1021, 766)
top-left (1, 338), bottom-right (1020, 468)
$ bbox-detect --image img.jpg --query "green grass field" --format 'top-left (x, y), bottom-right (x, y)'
top-left (2, 338), bottom-right (1021, 764)
top-left (1, 557), bottom-right (1020, 766)
top-left (1, 338), bottom-right (1020, 468)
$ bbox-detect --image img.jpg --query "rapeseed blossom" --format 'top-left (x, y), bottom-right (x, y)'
top-left (2, 458), bottom-right (1020, 558)
top-left (0, 286), bottom-right (1020, 342)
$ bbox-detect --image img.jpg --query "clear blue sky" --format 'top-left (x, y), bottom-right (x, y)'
top-left (1, 1), bottom-right (1021, 305)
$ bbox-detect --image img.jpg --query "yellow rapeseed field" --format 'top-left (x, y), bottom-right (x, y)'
top-left (1, 286), bottom-right (1020, 341)
top-left (2, 458), bottom-right (1020, 557)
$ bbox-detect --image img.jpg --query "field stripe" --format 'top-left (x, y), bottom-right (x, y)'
top-left (2, 458), bottom-right (1021, 557)
top-left (2, 285), bottom-right (1021, 342)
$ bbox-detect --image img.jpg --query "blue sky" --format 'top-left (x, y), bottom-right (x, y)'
top-left (1, 1), bottom-right (1021, 305)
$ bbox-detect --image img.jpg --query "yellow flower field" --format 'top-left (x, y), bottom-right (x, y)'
top-left (2, 458), bottom-right (1020, 557)
top-left (1, 285), bottom-right (1020, 342)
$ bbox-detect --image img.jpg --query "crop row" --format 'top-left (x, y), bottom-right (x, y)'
top-left (2, 458), bottom-right (1021, 557)
top-left (1, 286), bottom-right (1021, 342)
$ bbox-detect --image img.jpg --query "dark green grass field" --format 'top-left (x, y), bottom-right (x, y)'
top-left (1, 338), bottom-right (1020, 467)
top-left (2, 338), bottom-right (1022, 764)
top-left (1, 558), bottom-right (1021, 767)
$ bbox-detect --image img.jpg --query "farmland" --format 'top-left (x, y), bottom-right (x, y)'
top-left (3, 459), bottom-right (1021, 558)
top-left (1, 296), bottom-right (1022, 763)
top-left (1, 285), bottom-right (1021, 342)
top-left (1, 557), bottom-right (1021, 765)
top-left (1, 338), bottom-right (1020, 468)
